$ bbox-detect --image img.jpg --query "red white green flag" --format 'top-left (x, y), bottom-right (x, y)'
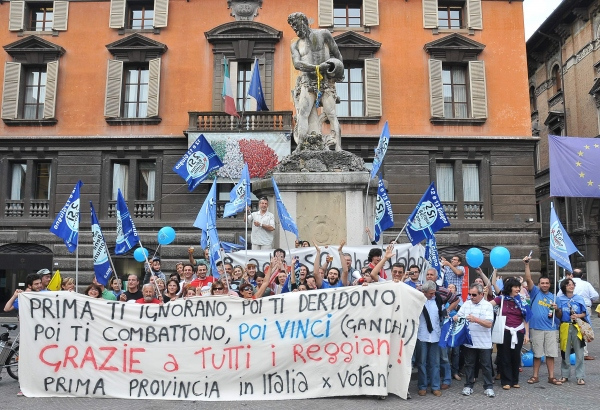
top-left (222, 56), bottom-right (239, 118)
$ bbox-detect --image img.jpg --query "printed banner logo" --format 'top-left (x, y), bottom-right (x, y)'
top-left (375, 194), bottom-right (385, 224)
top-left (65, 199), bottom-right (80, 232)
top-left (550, 221), bottom-right (567, 252)
top-left (409, 201), bottom-right (437, 231)
top-left (187, 151), bottom-right (209, 179)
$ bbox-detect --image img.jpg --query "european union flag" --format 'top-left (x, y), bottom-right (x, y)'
top-left (405, 182), bottom-right (451, 245)
top-left (374, 176), bottom-right (394, 242)
top-left (173, 134), bottom-right (223, 192)
top-left (90, 202), bottom-right (113, 286)
top-left (223, 163), bottom-right (251, 218)
top-left (550, 202), bottom-right (579, 272)
top-left (248, 58), bottom-right (269, 111)
top-left (115, 189), bottom-right (140, 254)
top-left (50, 180), bottom-right (83, 253)
top-left (272, 177), bottom-right (298, 237)
top-left (549, 134), bottom-right (600, 198)
top-left (193, 178), bottom-right (218, 249)
top-left (370, 121), bottom-right (390, 178)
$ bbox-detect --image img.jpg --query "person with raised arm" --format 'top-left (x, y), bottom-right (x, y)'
top-left (314, 240), bottom-right (349, 289)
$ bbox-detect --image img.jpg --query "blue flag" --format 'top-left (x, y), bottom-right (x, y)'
top-left (549, 134), bottom-right (600, 198)
top-left (370, 121), bottom-right (390, 178)
top-left (248, 58), bottom-right (269, 111)
top-left (115, 189), bottom-right (140, 254)
top-left (550, 202), bottom-right (579, 272)
top-left (173, 134), bottom-right (223, 192)
top-left (425, 235), bottom-right (442, 279)
top-left (193, 179), bottom-right (218, 249)
top-left (90, 202), bottom-right (113, 286)
top-left (405, 182), bottom-right (451, 245)
top-left (374, 176), bottom-right (394, 242)
top-left (50, 180), bottom-right (83, 253)
top-left (223, 163), bottom-right (251, 218)
top-left (207, 216), bottom-right (221, 279)
top-left (272, 177), bottom-right (298, 237)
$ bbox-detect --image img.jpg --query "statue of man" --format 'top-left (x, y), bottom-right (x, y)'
top-left (288, 12), bottom-right (344, 152)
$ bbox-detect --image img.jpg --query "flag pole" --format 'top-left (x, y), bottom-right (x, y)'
top-left (394, 219), bottom-right (410, 242)
top-left (75, 235), bottom-right (80, 290)
top-left (552, 260), bottom-right (557, 321)
top-left (138, 239), bottom-right (161, 298)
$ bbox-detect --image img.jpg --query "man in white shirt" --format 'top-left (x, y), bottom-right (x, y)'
top-left (245, 197), bottom-right (275, 250)
top-left (454, 283), bottom-right (495, 398)
top-left (416, 281), bottom-right (443, 397)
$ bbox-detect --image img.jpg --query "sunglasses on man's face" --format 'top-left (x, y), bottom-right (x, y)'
top-left (469, 293), bottom-right (480, 297)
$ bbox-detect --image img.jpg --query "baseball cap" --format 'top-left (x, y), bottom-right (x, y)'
top-left (37, 268), bottom-right (51, 276)
top-left (152, 256), bottom-right (161, 262)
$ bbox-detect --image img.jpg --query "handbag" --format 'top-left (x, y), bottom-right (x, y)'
top-left (575, 318), bottom-right (595, 343)
top-left (439, 318), bottom-right (473, 348)
top-left (491, 296), bottom-right (506, 344)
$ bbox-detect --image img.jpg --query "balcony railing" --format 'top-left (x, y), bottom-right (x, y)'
top-left (5, 200), bottom-right (24, 217)
top-left (30, 200), bottom-right (50, 217)
top-left (108, 200), bottom-right (155, 219)
top-left (443, 202), bottom-right (484, 219)
top-left (188, 111), bottom-right (293, 132)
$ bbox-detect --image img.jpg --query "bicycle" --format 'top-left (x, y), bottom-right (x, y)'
top-left (0, 323), bottom-right (19, 381)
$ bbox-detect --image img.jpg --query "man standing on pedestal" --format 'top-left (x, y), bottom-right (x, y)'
top-left (246, 197), bottom-right (275, 250)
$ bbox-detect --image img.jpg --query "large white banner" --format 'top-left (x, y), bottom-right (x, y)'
top-left (19, 282), bottom-right (424, 400)
top-left (226, 244), bottom-right (426, 276)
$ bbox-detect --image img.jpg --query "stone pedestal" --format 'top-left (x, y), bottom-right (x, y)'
top-left (253, 172), bottom-right (377, 247)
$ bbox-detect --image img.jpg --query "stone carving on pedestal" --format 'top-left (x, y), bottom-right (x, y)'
top-left (227, 0), bottom-right (262, 21)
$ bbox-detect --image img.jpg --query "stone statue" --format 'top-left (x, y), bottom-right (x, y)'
top-left (288, 12), bottom-right (344, 152)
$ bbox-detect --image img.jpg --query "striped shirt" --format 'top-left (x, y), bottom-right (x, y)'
top-left (456, 298), bottom-right (494, 349)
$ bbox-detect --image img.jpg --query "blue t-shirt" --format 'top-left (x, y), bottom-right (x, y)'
top-left (12, 298), bottom-right (19, 310)
top-left (321, 280), bottom-right (343, 289)
top-left (406, 281), bottom-right (418, 289)
top-left (529, 286), bottom-right (557, 330)
top-left (557, 294), bottom-right (588, 323)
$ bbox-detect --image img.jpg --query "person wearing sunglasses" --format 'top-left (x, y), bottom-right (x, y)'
top-left (240, 269), bottom-right (272, 300)
top-left (454, 283), bottom-right (495, 398)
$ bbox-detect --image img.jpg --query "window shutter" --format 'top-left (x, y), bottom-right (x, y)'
top-left (318, 0), bottom-right (333, 27)
top-left (147, 58), bottom-right (161, 117)
top-left (53, 1), bottom-right (69, 31)
top-left (428, 59), bottom-right (444, 118)
top-left (8, 1), bottom-right (25, 31)
top-left (363, 0), bottom-right (379, 27)
top-left (153, 0), bottom-right (169, 28)
top-left (1, 62), bottom-right (21, 119)
top-left (43, 61), bottom-right (59, 119)
top-left (469, 60), bottom-right (487, 118)
top-left (423, 0), bottom-right (438, 29)
top-left (364, 58), bottom-right (382, 117)
top-left (104, 60), bottom-right (123, 117)
top-left (467, 0), bottom-right (483, 30)
top-left (109, 0), bottom-right (126, 29)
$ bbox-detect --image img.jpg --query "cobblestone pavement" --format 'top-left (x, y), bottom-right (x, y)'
top-left (1, 315), bottom-right (599, 410)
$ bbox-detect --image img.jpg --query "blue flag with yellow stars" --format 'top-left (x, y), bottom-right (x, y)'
top-left (549, 134), bottom-right (600, 198)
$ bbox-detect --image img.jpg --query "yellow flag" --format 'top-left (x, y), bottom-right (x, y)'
top-left (47, 270), bottom-right (62, 291)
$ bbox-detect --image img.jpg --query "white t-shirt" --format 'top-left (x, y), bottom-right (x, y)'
top-left (456, 298), bottom-right (494, 349)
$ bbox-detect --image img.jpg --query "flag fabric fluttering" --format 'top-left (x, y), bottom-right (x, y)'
top-left (222, 56), bottom-right (240, 118)
top-left (549, 134), bottom-right (600, 198)
top-left (272, 177), bottom-right (298, 237)
top-left (206, 208), bottom-right (222, 279)
top-left (405, 182), bottom-right (451, 245)
top-left (47, 270), bottom-right (62, 291)
top-left (223, 163), bottom-right (251, 218)
top-left (50, 180), bottom-right (83, 253)
top-left (173, 134), bottom-right (224, 192)
top-left (247, 57), bottom-right (269, 111)
top-left (370, 121), bottom-right (390, 178)
top-left (425, 235), bottom-right (442, 279)
top-left (374, 176), bottom-right (394, 242)
top-left (90, 202), bottom-right (114, 286)
top-left (549, 202), bottom-right (580, 272)
top-left (115, 189), bottom-right (140, 254)
top-left (193, 179), bottom-right (218, 249)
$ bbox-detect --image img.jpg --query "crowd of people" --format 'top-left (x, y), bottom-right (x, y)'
top-left (3, 244), bottom-right (598, 400)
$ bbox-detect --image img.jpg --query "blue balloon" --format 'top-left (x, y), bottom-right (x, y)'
top-left (490, 246), bottom-right (510, 269)
top-left (133, 247), bottom-right (149, 262)
top-left (521, 351), bottom-right (533, 367)
top-left (465, 248), bottom-right (484, 268)
top-left (158, 226), bottom-right (176, 245)
top-left (570, 353), bottom-right (576, 365)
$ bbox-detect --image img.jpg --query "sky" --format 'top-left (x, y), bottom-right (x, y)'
top-left (523, 0), bottom-right (563, 39)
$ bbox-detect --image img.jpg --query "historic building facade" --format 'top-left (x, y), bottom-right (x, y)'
top-left (0, 0), bottom-right (536, 304)
top-left (527, 0), bottom-right (600, 288)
